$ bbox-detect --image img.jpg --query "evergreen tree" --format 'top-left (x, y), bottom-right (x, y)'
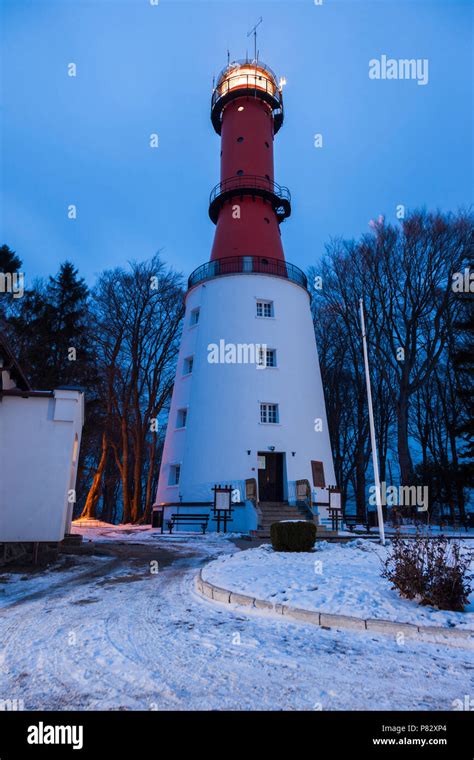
top-left (11, 261), bottom-right (95, 390)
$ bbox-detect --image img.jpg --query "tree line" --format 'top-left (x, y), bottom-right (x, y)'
top-left (0, 207), bottom-right (472, 524)
top-left (311, 209), bottom-right (473, 522)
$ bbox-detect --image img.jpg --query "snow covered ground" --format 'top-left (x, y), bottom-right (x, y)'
top-left (0, 527), bottom-right (473, 710)
top-left (203, 539), bottom-right (474, 631)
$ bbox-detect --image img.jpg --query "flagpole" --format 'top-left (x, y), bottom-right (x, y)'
top-left (359, 298), bottom-right (385, 545)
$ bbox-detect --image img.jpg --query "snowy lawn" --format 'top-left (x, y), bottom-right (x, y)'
top-left (202, 539), bottom-right (474, 631)
top-left (1, 528), bottom-right (473, 710)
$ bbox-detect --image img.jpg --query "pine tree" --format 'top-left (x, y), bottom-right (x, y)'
top-left (11, 261), bottom-right (95, 390)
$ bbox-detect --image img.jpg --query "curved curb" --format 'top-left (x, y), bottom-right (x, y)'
top-left (195, 570), bottom-right (474, 649)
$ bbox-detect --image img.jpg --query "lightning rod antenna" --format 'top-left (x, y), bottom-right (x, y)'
top-left (247, 16), bottom-right (263, 63)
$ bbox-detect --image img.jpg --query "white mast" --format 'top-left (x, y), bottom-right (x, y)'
top-left (359, 298), bottom-right (385, 545)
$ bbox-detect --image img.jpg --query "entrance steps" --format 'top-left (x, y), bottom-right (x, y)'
top-left (250, 501), bottom-right (338, 539)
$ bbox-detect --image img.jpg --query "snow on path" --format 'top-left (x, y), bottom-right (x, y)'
top-left (203, 540), bottom-right (474, 631)
top-left (0, 530), bottom-right (472, 711)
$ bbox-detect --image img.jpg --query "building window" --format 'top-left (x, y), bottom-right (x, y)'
top-left (183, 356), bottom-right (194, 375)
top-left (265, 349), bottom-right (276, 367)
top-left (260, 403), bottom-right (279, 424)
top-left (176, 409), bottom-right (187, 428)
top-left (190, 308), bottom-right (200, 326)
top-left (256, 300), bottom-right (273, 318)
top-left (257, 348), bottom-right (276, 368)
top-left (169, 464), bottom-right (181, 486)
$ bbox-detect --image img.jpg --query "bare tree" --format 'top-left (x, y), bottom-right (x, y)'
top-left (80, 256), bottom-right (184, 523)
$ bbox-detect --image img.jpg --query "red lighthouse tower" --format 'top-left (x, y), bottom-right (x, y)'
top-left (209, 60), bottom-right (290, 268)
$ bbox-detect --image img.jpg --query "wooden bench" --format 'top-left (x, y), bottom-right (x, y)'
top-left (167, 513), bottom-right (209, 535)
top-left (344, 516), bottom-right (373, 533)
top-left (344, 516), bottom-right (358, 532)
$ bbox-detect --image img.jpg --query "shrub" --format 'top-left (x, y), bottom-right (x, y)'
top-left (270, 521), bottom-right (316, 552)
top-left (382, 535), bottom-right (473, 612)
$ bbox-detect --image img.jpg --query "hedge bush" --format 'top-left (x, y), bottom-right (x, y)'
top-left (270, 521), bottom-right (316, 552)
top-left (381, 535), bottom-right (473, 612)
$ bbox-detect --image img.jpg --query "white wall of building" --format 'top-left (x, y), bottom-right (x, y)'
top-left (155, 273), bottom-right (335, 515)
top-left (0, 389), bottom-right (84, 542)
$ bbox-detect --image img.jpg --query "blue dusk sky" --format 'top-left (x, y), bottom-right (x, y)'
top-left (0, 0), bottom-right (472, 285)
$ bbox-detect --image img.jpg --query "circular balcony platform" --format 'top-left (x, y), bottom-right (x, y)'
top-left (187, 255), bottom-right (308, 292)
top-left (208, 175), bottom-right (291, 224)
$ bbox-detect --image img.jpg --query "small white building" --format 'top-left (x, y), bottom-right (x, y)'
top-left (0, 333), bottom-right (84, 544)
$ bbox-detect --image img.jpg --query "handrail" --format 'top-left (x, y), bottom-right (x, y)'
top-left (214, 59), bottom-right (279, 88)
top-left (187, 256), bottom-right (308, 292)
top-left (211, 72), bottom-right (282, 111)
top-left (209, 175), bottom-right (290, 206)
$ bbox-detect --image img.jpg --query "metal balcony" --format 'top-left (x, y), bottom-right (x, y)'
top-left (187, 255), bottom-right (308, 292)
top-left (208, 175), bottom-right (291, 224)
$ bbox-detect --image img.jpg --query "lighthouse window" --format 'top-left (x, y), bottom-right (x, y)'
top-left (237, 106), bottom-right (244, 111)
top-left (190, 308), bottom-right (200, 326)
top-left (264, 217), bottom-right (270, 224)
top-left (260, 403), bottom-right (279, 424)
top-left (265, 349), bottom-right (276, 367)
top-left (237, 136), bottom-right (244, 142)
top-left (169, 464), bottom-right (181, 486)
top-left (236, 169), bottom-right (244, 175)
top-left (257, 349), bottom-right (276, 368)
top-left (176, 409), bottom-right (187, 428)
top-left (265, 141), bottom-right (270, 148)
top-left (256, 300), bottom-right (273, 318)
top-left (183, 356), bottom-right (194, 375)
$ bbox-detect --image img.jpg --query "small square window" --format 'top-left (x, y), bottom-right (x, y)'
top-left (190, 308), bottom-right (200, 326)
top-left (260, 403), bottom-right (279, 424)
top-left (256, 300), bottom-right (273, 318)
top-left (265, 349), bottom-right (276, 367)
top-left (176, 409), bottom-right (187, 428)
top-left (257, 348), bottom-right (276, 368)
top-left (183, 356), bottom-right (193, 375)
top-left (169, 464), bottom-right (181, 486)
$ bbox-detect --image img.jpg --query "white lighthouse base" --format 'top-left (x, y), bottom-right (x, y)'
top-left (154, 272), bottom-right (337, 533)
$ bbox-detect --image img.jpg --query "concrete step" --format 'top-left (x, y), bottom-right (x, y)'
top-left (260, 511), bottom-right (310, 519)
top-left (261, 512), bottom-right (311, 522)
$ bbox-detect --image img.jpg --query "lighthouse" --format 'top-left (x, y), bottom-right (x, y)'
top-left (154, 57), bottom-right (336, 534)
